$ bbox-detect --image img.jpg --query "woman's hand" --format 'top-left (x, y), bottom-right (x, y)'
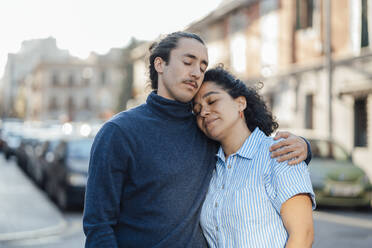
top-left (269, 131), bottom-right (308, 165)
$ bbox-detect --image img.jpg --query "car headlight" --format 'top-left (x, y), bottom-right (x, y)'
top-left (362, 175), bottom-right (371, 184)
top-left (67, 173), bottom-right (87, 186)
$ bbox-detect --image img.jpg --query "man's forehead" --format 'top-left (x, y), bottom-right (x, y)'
top-left (175, 38), bottom-right (208, 61)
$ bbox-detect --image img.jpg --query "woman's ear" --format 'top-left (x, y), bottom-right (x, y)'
top-left (235, 96), bottom-right (247, 112)
top-left (154, 57), bottom-right (164, 73)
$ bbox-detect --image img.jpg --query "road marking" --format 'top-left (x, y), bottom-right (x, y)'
top-left (314, 211), bottom-right (372, 229)
top-left (0, 217), bottom-right (83, 246)
top-left (4, 235), bottom-right (63, 246)
top-left (0, 220), bottom-right (67, 242)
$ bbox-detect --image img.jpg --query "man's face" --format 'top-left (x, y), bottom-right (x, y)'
top-left (156, 38), bottom-right (208, 103)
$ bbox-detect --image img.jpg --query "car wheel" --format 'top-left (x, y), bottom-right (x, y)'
top-left (45, 179), bottom-right (55, 198)
top-left (57, 187), bottom-right (69, 211)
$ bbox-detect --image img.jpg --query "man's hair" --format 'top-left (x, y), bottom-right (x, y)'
top-left (202, 66), bottom-right (279, 136)
top-left (148, 32), bottom-right (205, 90)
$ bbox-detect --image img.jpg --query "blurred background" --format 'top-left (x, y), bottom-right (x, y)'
top-left (0, 0), bottom-right (372, 247)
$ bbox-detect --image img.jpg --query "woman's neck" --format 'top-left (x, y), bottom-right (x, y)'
top-left (220, 121), bottom-right (251, 159)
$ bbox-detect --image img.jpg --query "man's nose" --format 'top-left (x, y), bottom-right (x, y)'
top-left (190, 65), bottom-right (201, 79)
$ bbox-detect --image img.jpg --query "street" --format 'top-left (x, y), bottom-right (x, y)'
top-left (0, 212), bottom-right (84, 248)
top-left (1, 156), bottom-right (372, 248)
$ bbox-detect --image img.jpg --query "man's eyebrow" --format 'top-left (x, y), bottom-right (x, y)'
top-left (202, 91), bottom-right (220, 99)
top-left (183, 53), bottom-right (208, 67)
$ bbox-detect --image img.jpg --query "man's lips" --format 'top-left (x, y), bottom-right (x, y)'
top-left (183, 80), bottom-right (197, 89)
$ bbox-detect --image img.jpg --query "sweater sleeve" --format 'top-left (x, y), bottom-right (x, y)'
top-left (302, 137), bottom-right (312, 165)
top-left (83, 122), bottom-right (130, 248)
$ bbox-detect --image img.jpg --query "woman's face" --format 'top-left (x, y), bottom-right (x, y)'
top-left (193, 81), bottom-right (245, 141)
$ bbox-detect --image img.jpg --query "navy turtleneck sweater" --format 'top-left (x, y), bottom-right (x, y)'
top-left (83, 92), bottom-right (218, 248)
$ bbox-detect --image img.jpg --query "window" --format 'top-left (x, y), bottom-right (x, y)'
top-left (101, 71), bottom-right (106, 85)
top-left (68, 74), bottom-right (75, 87)
top-left (354, 97), bottom-right (367, 147)
top-left (67, 97), bottom-right (76, 121)
top-left (49, 97), bottom-right (58, 111)
top-left (83, 78), bottom-right (90, 86)
top-left (230, 33), bottom-right (247, 73)
top-left (361, 0), bottom-right (369, 47)
top-left (84, 98), bottom-right (91, 110)
top-left (296, 0), bottom-right (314, 30)
top-left (310, 140), bottom-right (350, 161)
top-left (52, 72), bottom-right (59, 86)
top-left (206, 24), bottom-right (224, 42)
top-left (265, 93), bottom-right (275, 111)
top-left (82, 67), bottom-right (93, 86)
top-left (305, 94), bottom-right (314, 129)
top-left (229, 11), bottom-right (247, 34)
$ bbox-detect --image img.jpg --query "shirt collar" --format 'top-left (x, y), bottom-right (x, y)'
top-left (216, 127), bottom-right (265, 162)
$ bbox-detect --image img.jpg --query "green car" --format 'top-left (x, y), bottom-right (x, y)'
top-left (308, 139), bottom-right (372, 208)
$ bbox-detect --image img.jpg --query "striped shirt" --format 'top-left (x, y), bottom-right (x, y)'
top-left (200, 127), bottom-right (316, 248)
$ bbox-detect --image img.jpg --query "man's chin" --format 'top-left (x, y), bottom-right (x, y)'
top-left (176, 92), bottom-right (195, 103)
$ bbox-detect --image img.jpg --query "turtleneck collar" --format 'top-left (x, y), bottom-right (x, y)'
top-left (146, 91), bottom-right (194, 120)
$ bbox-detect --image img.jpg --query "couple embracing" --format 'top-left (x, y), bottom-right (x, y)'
top-left (83, 32), bottom-right (315, 248)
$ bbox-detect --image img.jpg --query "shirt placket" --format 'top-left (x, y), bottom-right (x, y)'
top-left (221, 155), bottom-right (237, 247)
top-left (211, 160), bottom-right (223, 246)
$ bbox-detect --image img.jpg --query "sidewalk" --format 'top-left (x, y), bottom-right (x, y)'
top-left (0, 154), bottom-right (66, 242)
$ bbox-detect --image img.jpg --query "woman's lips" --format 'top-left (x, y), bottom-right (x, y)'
top-left (204, 118), bottom-right (218, 129)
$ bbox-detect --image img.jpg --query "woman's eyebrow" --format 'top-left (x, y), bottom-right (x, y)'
top-left (202, 91), bottom-right (220, 99)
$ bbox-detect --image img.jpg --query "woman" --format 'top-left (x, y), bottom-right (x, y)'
top-left (193, 67), bottom-right (315, 248)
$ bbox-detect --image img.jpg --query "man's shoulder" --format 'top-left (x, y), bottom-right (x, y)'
top-left (109, 104), bottom-right (149, 126)
top-left (94, 104), bottom-right (148, 137)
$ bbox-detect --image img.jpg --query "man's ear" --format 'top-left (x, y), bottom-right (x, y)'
top-left (235, 96), bottom-right (247, 112)
top-left (154, 57), bottom-right (165, 73)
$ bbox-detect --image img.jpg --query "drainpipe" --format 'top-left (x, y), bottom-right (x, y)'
top-left (324, 0), bottom-right (333, 140)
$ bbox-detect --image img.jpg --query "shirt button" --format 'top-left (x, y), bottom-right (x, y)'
top-left (221, 185), bottom-right (225, 189)
top-left (215, 226), bottom-right (218, 231)
top-left (215, 202), bottom-right (218, 208)
top-left (227, 164), bottom-right (231, 169)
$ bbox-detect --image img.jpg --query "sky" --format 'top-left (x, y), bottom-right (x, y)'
top-left (0, 0), bottom-right (223, 77)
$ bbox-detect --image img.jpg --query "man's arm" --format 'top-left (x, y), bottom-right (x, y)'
top-left (281, 194), bottom-right (314, 248)
top-left (83, 122), bottom-right (128, 248)
top-left (269, 131), bottom-right (312, 165)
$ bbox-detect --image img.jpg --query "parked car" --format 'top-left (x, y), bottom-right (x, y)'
top-left (45, 136), bottom-right (93, 210)
top-left (0, 121), bottom-right (3, 152)
top-left (15, 137), bottom-right (38, 172)
top-left (308, 138), bottom-right (372, 208)
top-left (31, 139), bottom-right (60, 188)
top-left (3, 131), bottom-right (23, 160)
top-left (1, 119), bottom-right (24, 157)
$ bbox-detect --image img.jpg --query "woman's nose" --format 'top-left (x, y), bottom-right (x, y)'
top-left (200, 107), bottom-right (210, 117)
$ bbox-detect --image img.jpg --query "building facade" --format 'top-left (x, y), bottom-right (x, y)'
top-left (1, 37), bottom-right (70, 118)
top-left (185, 0), bottom-right (372, 178)
top-left (19, 57), bottom-right (123, 122)
top-left (2, 38), bottom-right (129, 122)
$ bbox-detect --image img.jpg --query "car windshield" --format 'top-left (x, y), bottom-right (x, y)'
top-left (67, 139), bottom-right (93, 159)
top-left (310, 140), bottom-right (350, 161)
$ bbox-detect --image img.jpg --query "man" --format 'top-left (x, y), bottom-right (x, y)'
top-left (83, 32), bottom-right (311, 247)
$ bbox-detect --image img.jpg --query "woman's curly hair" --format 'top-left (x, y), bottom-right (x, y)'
top-left (203, 66), bottom-right (278, 136)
